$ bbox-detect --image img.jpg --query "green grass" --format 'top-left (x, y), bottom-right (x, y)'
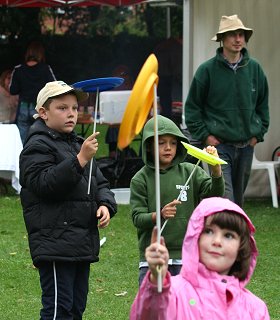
top-left (244, 200), bottom-right (280, 317)
top-left (0, 196), bottom-right (280, 319)
top-left (0, 196), bottom-right (139, 319)
top-left (1, 126), bottom-right (279, 318)
top-left (0, 126), bottom-right (280, 320)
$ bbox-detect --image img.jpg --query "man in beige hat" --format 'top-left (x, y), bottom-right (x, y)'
top-left (185, 14), bottom-right (269, 207)
top-left (19, 80), bottom-right (117, 319)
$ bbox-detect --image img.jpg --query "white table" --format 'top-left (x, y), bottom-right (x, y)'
top-left (0, 124), bottom-right (23, 193)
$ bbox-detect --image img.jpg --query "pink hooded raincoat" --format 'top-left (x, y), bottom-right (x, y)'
top-left (130, 197), bottom-right (270, 320)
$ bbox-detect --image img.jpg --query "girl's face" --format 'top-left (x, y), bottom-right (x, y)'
top-left (39, 94), bottom-right (78, 134)
top-left (199, 216), bottom-right (241, 275)
top-left (158, 134), bottom-right (177, 169)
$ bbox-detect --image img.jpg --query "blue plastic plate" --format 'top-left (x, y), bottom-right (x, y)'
top-left (72, 77), bottom-right (124, 93)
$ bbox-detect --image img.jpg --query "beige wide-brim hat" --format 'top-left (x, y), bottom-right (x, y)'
top-left (211, 14), bottom-right (253, 42)
top-left (34, 80), bottom-right (88, 119)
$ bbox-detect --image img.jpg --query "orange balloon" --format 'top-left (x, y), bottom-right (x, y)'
top-left (117, 54), bottom-right (158, 150)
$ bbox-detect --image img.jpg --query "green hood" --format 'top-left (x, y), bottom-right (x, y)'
top-left (142, 115), bottom-right (189, 168)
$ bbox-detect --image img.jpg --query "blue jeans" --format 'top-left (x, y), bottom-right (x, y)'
top-left (16, 101), bottom-right (36, 143)
top-left (216, 143), bottom-right (254, 207)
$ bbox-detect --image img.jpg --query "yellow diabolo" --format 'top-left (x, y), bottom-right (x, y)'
top-left (117, 54), bottom-right (159, 150)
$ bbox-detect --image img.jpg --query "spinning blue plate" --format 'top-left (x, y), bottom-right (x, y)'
top-left (72, 77), bottom-right (124, 93)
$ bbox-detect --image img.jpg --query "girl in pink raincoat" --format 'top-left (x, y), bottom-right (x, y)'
top-left (130, 197), bottom-right (270, 320)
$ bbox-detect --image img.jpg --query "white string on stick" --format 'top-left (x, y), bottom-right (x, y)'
top-left (153, 83), bottom-right (162, 293)
top-left (160, 159), bottom-right (201, 235)
top-left (87, 87), bottom-right (99, 195)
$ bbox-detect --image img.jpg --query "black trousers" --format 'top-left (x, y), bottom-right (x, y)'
top-left (38, 261), bottom-right (90, 320)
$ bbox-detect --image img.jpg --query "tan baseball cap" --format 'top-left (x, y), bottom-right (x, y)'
top-left (34, 80), bottom-right (88, 119)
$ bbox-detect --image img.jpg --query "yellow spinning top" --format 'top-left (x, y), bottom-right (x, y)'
top-left (118, 54), bottom-right (159, 149)
top-left (181, 142), bottom-right (227, 165)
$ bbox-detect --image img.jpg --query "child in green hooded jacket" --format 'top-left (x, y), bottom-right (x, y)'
top-left (130, 115), bottom-right (225, 285)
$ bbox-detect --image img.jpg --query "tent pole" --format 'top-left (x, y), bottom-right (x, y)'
top-left (166, 6), bottom-right (171, 38)
top-left (181, 0), bottom-right (193, 129)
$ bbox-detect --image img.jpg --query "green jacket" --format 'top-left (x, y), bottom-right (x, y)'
top-left (130, 115), bottom-right (224, 261)
top-left (185, 48), bottom-right (269, 143)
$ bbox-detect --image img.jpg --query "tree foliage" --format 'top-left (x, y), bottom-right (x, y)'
top-left (0, 3), bottom-right (182, 81)
top-left (0, 3), bottom-right (182, 40)
top-left (0, 7), bottom-right (41, 43)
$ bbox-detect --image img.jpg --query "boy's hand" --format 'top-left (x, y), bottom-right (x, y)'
top-left (146, 227), bottom-right (169, 284)
top-left (160, 199), bottom-right (181, 220)
top-left (77, 132), bottom-right (100, 167)
top-left (204, 145), bottom-right (222, 177)
top-left (97, 205), bottom-right (110, 229)
top-left (204, 145), bottom-right (218, 157)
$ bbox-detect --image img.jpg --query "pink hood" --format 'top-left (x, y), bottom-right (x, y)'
top-left (130, 197), bottom-right (270, 320)
top-left (180, 197), bottom-right (258, 288)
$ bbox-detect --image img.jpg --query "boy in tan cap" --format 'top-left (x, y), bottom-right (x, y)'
top-left (19, 80), bottom-right (117, 319)
top-left (185, 14), bottom-right (269, 207)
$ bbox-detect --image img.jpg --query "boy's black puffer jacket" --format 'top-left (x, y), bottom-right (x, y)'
top-left (20, 119), bottom-right (117, 266)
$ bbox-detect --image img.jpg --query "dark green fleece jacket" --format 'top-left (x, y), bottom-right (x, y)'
top-left (185, 47), bottom-right (269, 143)
top-left (130, 115), bottom-right (224, 261)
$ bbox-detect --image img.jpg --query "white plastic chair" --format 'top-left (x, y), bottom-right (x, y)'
top-left (251, 152), bottom-right (280, 208)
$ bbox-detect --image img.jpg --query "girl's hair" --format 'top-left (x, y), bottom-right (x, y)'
top-left (25, 41), bottom-right (46, 63)
top-left (206, 210), bottom-right (252, 281)
top-left (0, 69), bottom-right (12, 87)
